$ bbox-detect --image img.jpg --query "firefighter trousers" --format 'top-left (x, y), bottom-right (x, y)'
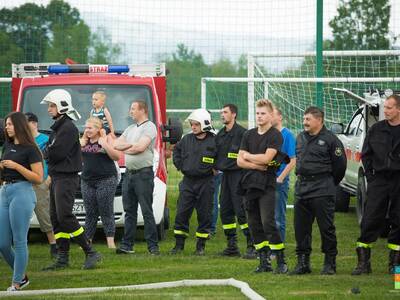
top-left (244, 185), bottom-right (283, 250)
top-left (294, 195), bottom-right (337, 256)
top-left (173, 176), bottom-right (214, 239)
top-left (358, 173), bottom-right (400, 247)
top-left (219, 170), bottom-right (248, 236)
top-left (50, 175), bottom-right (86, 251)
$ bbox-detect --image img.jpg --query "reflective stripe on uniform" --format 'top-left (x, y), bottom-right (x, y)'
top-left (70, 226), bottom-right (84, 237)
top-left (239, 223), bottom-right (249, 230)
top-left (227, 152), bottom-right (238, 159)
top-left (55, 232), bottom-right (70, 240)
top-left (357, 242), bottom-right (372, 248)
top-left (55, 226), bottom-right (84, 239)
top-left (254, 241), bottom-right (269, 250)
top-left (222, 223), bottom-right (237, 230)
top-left (202, 157), bottom-right (214, 164)
top-left (388, 243), bottom-right (400, 251)
top-left (267, 160), bottom-right (280, 167)
top-left (269, 243), bottom-right (285, 250)
top-left (174, 230), bottom-right (189, 237)
top-left (196, 232), bottom-right (209, 239)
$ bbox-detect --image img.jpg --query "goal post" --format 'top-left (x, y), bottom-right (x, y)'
top-left (200, 50), bottom-right (400, 131)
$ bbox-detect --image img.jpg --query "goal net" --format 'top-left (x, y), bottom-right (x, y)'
top-left (202, 50), bottom-right (400, 132)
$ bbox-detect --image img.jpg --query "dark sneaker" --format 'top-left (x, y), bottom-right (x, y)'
top-left (7, 275), bottom-right (30, 291)
top-left (83, 251), bottom-right (102, 269)
top-left (19, 275), bottom-right (29, 289)
top-left (149, 248), bottom-right (160, 256)
top-left (116, 247), bottom-right (135, 254)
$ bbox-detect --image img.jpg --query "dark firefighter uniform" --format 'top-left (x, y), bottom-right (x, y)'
top-left (239, 127), bottom-right (289, 273)
top-left (216, 122), bottom-right (254, 257)
top-left (172, 131), bottom-right (217, 255)
top-left (43, 115), bottom-right (99, 270)
top-left (353, 119), bottom-right (400, 275)
top-left (292, 125), bottom-right (346, 275)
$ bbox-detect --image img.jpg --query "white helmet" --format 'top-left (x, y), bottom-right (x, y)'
top-left (40, 89), bottom-right (81, 121)
top-left (186, 108), bottom-right (213, 133)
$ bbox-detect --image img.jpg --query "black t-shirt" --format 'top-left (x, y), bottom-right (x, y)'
top-left (240, 127), bottom-right (283, 173)
top-left (240, 127), bottom-right (282, 155)
top-left (81, 141), bottom-right (117, 181)
top-left (1, 141), bottom-right (42, 181)
top-left (389, 123), bottom-right (400, 147)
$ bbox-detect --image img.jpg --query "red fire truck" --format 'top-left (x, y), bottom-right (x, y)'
top-left (8, 62), bottom-right (182, 239)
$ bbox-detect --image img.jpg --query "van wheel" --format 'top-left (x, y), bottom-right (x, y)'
top-left (335, 185), bottom-right (350, 212)
top-left (356, 174), bottom-right (367, 224)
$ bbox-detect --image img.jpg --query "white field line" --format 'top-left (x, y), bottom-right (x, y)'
top-left (0, 278), bottom-right (265, 300)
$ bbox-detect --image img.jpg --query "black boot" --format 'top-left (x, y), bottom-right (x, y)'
top-left (321, 255), bottom-right (336, 275)
top-left (274, 249), bottom-right (288, 274)
top-left (49, 243), bottom-right (57, 259)
top-left (194, 238), bottom-right (206, 256)
top-left (242, 231), bottom-right (257, 259)
top-left (289, 254), bottom-right (311, 275)
top-left (351, 247), bottom-right (371, 275)
top-left (73, 232), bottom-right (92, 254)
top-left (73, 233), bottom-right (101, 269)
top-left (389, 250), bottom-right (400, 274)
top-left (42, 250), bottom-right (69, 271)
top-left (42, 238), bottom-right (70, 271)
top-left (254, 247), bottom-right (273, 273)
top-left (83, 249), bottom-right (102, 270)
top-left (221, 235), bottom-right (240, 257)
top-left (170, 237), bottom-right (185, 254)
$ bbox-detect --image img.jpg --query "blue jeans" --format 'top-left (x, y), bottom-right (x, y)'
top-left (0, 181), bottom-right (36, 284)
top-left (211, 172), bottom-right (222, 234)
top-left (121, 168), bottom-right (158, 251)
top-left (275, 179), bottom-right (289, 242)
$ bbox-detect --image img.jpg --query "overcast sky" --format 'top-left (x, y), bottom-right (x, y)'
top-left (2, 0), bottom-right (400, 65)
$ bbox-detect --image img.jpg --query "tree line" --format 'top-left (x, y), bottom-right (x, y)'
top-left (0, 0), bottom-right (121, 76)
top-left (0, 0), bottom-right (396, 113)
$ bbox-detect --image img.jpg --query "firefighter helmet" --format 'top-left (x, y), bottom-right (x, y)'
top-left (41, 89), bottom-right (81, 121)
top-left (186, 108), bottom-right (213, 133)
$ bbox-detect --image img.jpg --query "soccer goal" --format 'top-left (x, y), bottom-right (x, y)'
top-left (201, 50), bottom-right (400, 131)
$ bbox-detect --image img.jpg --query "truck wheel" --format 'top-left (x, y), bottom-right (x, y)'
top-left (335, 186), bottom-right (350, 212)
top-left (356, 175), bottom-right (367, 224)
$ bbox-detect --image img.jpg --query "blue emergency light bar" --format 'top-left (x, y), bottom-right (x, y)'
top-left (48, 64), bottom-right (129, 74)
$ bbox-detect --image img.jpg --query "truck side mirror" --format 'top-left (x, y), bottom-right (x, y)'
top-left (161, 118), bottom-right (183, 144)
top-left (0, 118), bottom-right (5, 146)
top-left (330, 123), bottom-right (344, 134)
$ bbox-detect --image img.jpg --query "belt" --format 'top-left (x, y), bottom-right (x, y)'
top-left (1, 179), bottom-right (26, 185)
top-left (126, 166), bottom-right (153, 175)
top-left (297, 173), bottom-right (330, 181)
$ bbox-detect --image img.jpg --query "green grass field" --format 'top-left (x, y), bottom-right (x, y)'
top-left (0, 165), bottom-right (398, 299)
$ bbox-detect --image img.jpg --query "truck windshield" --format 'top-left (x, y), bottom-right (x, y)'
top-left (21, 85), bottom-right (154, 134)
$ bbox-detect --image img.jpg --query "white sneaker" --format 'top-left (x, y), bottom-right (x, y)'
top-left (6, 275), bottom-right (29, 291)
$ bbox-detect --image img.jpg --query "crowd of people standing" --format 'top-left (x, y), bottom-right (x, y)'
top-left (0, 88), bottom-right (399, 292)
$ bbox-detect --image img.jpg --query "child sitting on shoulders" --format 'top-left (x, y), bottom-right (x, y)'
top-left (90, 90), bottom-right (115, 138)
